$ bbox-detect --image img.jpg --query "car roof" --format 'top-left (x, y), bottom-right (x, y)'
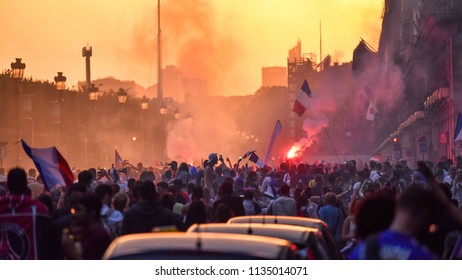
top-left (227, 216), bottom-right (340, 260)
top-left (228, 215), bottom-right (327, 230)
top-left (103, 232), bottom-right (292, 260)
top-left (187, 223), bottom-right (319, 245)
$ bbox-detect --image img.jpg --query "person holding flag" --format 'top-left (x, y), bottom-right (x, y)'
top-left (241, 150), bottom-right (265, 168)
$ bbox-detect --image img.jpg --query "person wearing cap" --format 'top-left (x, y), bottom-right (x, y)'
top-left (204, 153), bottom-right (218, 195)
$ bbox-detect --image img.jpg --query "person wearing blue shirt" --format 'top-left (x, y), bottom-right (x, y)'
top-left (319, 192), bottom-right (344, 244)
top-left (349, 186), bottom-right (437, 260)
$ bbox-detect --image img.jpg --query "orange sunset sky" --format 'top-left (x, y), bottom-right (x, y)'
top-left (0, 0), bottom-right (383, 95)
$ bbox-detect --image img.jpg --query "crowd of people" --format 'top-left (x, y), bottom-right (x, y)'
top-left (1, 152), bottom-right (462, 260)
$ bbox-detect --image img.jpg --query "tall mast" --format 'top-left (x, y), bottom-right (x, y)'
top-left (157, 0), bottom-right (163, 100)
top-left (319, 20), bottom-right (322, 71)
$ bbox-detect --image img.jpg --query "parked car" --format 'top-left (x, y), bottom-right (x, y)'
top-left (228, 215), bottom-right (341, 259)
top-left (187, 223), bottom-right (331, 259)
top-left (103, 232), bottom-right (299, 260)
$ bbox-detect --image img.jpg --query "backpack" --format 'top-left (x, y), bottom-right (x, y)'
top-left (101, 208), bottom-right (118, 239)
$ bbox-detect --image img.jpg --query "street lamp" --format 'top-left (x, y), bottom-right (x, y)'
top-left (159, 102), bottom-right (167, 115)
top-left (174, 108), bottom-right (181, 120)
top-left (11, 58), bottom-right (26, 166)
top-left (54, 72), bottom-right (67, 91)
top-left (141, 95), bottom-right (149, 110)
top-left (88, 84), bottom-right (99, 101)
top-left (11, 58), bottom-right (26, 79)
top-left (140, 95), bottom-right (149, 163)
top-left (117, 88), bottom-right (128, 104)
top-left (54, 72), bottom-right (67, 146)
top-left (158, 102), bottom-right (167, 160)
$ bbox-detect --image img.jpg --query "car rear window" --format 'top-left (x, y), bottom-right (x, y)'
top-left (109, 250), bottom-right (272, 260)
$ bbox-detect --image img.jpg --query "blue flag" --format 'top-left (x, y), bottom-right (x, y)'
top-left (264, 120), bottom-right (282, 164)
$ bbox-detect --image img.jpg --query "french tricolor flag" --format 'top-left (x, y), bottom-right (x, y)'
top-left (21, 140), bottom-right (73, 191)
top-left (293, 79), bottom-right (312, 117)
top-left (249, 152), bottom-right (265, 168)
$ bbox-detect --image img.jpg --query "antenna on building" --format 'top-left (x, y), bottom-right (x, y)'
top-left (82, 44), bottom-right (93, 90)
top-left (157, 0), bottom-right (163, 100)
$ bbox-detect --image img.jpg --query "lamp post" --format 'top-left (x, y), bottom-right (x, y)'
top-left (54, 72), bottom-right (66, 91)
top-left (117, 88), bottom-right (128, 104)
top-left (141, 96), bottom-right (149, 163)
top-left (54, 72), bottom-right (66, 144)
top-left (159, 102), bottom-right (167, 115)
top-left (174, 108), bottom-right (181, 120)
top-left (116, 88), bottom-right (129, 162)
top-left (11, 58), bottom-right (26, 166)
top-left (86, 84), bottom-right (100, 167)
top-left (159, 102), bottom-right (167, 160)
top-left (88, 84), bottom-right (99, 101)
top-left (141, 95), bottom-right (149, 110)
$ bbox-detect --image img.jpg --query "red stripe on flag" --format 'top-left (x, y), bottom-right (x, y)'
top-left (293, 100), bottom-right (306, 117)
top-left (56, 148), bottom-right (74, 187)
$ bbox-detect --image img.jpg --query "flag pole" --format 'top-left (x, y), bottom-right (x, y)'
top-left (324, 128), bottom-right (341, 163)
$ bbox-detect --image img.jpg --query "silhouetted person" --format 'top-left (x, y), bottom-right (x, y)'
top-left (350, 186), bottom-right (438, 259)
top-left (215, 203), bottom-right (233, 223)
top-left (212, 181), bottom-right (245, 220)
top-left (121, 181), bottom-right (175, 234)
top-left (184, 200), bottom-right (207, 229)
top-left (62, 193), bottom-right (112, 259)
top-left (0, 168), bottom-right (61, 259)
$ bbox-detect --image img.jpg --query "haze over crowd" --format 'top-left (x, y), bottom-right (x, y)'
top-left (1, 0), bottom-right (383, 96)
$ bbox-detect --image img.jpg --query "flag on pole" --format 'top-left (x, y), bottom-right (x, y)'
top-left (293, 79), bottom-right (312, 117)
top-left (115, 149), bottom-right (123, 169)
top-left (248, 152), bottom-right (265, 168)
top-left (264, 120), bottom-right (282, 164)
top-left (455, 113), bottom-right (462, 142)
top-left (365, 100), bottom-right (378, 121)
top-left (21, 140), bottom-right (73, 191)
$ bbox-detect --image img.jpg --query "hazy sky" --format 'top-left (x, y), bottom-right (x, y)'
top-left (0, 0), bottom-right (383, 95)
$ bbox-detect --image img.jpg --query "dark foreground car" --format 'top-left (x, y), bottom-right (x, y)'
top-left (228, 215), bottom-right (341, 259)
top-left (188, 223), bottom-right (331, 259)
top-left (103, 232), bottom-right (299, 260)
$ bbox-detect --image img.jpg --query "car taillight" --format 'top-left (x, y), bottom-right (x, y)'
top-left (290, 244), bottom-right (297, 251)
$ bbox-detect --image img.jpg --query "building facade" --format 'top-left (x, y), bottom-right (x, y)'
top-left (373, 0), bottom-right (462, 165)
top-left (287, 41), bottom-right (317, 144)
